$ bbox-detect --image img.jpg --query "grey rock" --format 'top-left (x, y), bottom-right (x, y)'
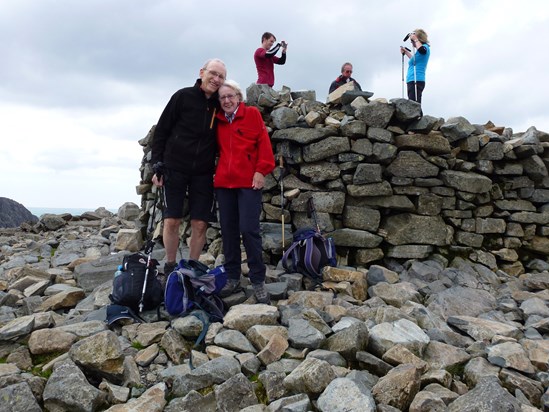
top-left (368, 319), bottom-right (430, 357)
top-left (170, 356), bottom-right (241, 398)
top-left (43, 359), bottom-right (107, 412)
top-left (383, 214), bottom-right (452, 246)
top-left (390, 98), bottom-right (422, 122)
top-left (266, 393), bottom-right (312, 412)
top-left (440, 116), bottom-right (476, 143)
top-left (287, 318), bottom-right (326, 349)
top-left (271, 127), bottom-right (336, 145)
top-left (394, 132), bottom-right (452, 155)
top-left (258, 370), bottom-right (289, 403)
top-left (213, 329), bottom-right (257, 354)
top-left (303, 136), bottom-right (350, 162)
top-left (440, 170), bottom-right (493, 193)
top-left (355, 101), bottom-right (395, 128)
top-left (372, 363), bottom-right (421, 410)
top-left (283, 357), bottom-right (336, 394)
top-left (0, 382), bottom-right (42, 412)
top-left (317, 377), bottom-right (376, 412)
top-left (447, 376), bottom-right (521, 411)
top-left (321, 322), bottom-right (369, 361)
top-left (0, 197), bottom-right (39, 228)
top-left (214, 373), bottom-right (258, 412)
top-left (164, 390), bottom-right (216, 412)
top-left (386, 151), bottom-right (440, 178)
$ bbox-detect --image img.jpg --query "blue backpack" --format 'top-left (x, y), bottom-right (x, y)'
top-left (282, 227), bottom-right (337, 282)
top-left (164, 259), bottom-right (227, 321)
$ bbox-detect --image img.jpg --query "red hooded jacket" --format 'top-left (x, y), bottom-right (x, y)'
top-left (214, 103), bottom-right (275, 188)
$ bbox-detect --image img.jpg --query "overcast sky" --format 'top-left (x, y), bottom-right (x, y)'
top-left (1, 0), bottom-right (548, 210)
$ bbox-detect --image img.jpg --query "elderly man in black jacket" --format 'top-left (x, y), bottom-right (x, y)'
top-left (150, 58), bottom-right (227, 274)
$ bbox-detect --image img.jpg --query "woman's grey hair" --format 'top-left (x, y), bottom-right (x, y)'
top-left (220, 80), bottom-right (243, 101)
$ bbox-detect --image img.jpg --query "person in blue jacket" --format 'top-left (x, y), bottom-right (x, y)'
top-left (400, 29), bottom-right (430, 104)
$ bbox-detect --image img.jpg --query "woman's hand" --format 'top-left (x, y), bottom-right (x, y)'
top-left (252, 172), bottom-right (265, 190)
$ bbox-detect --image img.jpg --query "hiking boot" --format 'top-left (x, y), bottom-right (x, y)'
top-left (163, 261), bottom-right (177, 275)
top-left (219, 278), bottom-right (242, 298)
top-left (252, 282), bottom-right (271, 305)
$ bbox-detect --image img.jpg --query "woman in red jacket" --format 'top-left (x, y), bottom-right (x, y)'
top-left (215, 80), bottom-right (275, 304)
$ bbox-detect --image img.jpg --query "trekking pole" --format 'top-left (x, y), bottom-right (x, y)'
top-left (279, 155), bottom-right (285, 248)
top-left (307, 197), bottom-right (321, 234)
top-left (412, 42), bottom-right (418, 102)
top-left (401, 55), bottom-right (404, 98)
top-left (401, 47), bottom-right (411, 99)
top-left (138, 186), bottom-right (161, 312)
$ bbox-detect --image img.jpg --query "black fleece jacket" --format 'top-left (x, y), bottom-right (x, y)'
top-left (151, 79), bottom-right (220, 175)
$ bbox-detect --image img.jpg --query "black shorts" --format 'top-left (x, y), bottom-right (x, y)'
top-left (162, 169), bottom-right (216, 222)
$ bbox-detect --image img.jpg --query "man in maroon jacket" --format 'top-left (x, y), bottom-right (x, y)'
top-left (254, 32), bottom-right (288, 87)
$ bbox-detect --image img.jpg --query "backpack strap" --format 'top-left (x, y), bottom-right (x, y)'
top-left (302, 237), bottom-right (323, 281)
top-left (180, 269), bottom-right (197, 315)
top-left (194, 293), bottom-right (225, 323)
top-left (282, 240), bottom-right (302, 272)
top-left (188, 309), bottom-right (210, 370)
top-left (186, 295), bottom-right (225, 370)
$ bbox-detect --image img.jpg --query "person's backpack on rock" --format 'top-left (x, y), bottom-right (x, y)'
top-left (164, 259), bottom-right (227, 321)
top-left (282, 227), bottom-right (337, 284)
top-left (108, 252), bottom-right (164, 313)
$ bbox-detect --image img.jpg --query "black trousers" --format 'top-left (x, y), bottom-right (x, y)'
top-left (407, 81), bottom-right (426, 103)
top-left (216, 188), bottom-right (265, 285)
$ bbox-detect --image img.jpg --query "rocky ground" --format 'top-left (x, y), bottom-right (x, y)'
top-left (1, 207), bottom-right (549, 412)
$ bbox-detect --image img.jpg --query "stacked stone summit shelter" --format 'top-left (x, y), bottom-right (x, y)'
top-left (139, 82), bottom-right (549, 274)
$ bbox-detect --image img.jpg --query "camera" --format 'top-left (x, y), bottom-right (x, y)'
top-left (403, 32), bottom-right (415, 41)
top-left (280, 40), bottom-right (287, 48)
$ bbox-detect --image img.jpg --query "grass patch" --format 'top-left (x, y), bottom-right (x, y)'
top-left (31, 366), bottom-right (53, 379)
top-left (131, 341), bottom-right (145, 350)
top-left (446, 362), bottom-right (465, 378)
top-left (30, 351), bottom-right (66, 379)
top-left (31, 351), bottom-right (65, 366)
top-left (197, 386), bottom-right (214, 396)
top-left (249, 374), bottom-right (268, 404)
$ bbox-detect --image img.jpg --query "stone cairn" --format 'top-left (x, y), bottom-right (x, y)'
top-left (138, 82), bottom-right (549, 272)
top-left (0, 83), bottom-right (548, 411)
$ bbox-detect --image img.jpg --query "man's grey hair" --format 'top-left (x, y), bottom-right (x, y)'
top-left (202, 58), bottom-right (226, 72)
top-left (220, 79), bottom-right (243, 101)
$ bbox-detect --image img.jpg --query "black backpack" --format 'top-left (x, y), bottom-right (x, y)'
top-left (109, 252), bottom-right (164, 312)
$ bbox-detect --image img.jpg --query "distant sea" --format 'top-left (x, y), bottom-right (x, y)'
top-left (28, 207), bottom-right (118, 218)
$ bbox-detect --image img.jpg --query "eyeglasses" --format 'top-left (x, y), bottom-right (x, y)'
top-left (344, 70), bottom-right (353, 74)
top-left (205, 69), bottom-right (226, 80)
top-left (219, 94), bottom-right (237, 101)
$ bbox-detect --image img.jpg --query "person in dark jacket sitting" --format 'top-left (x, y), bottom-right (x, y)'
top-left (150, 58), bottom-right (227, 275)
top-left (329, 62), bottom-right (362, 94)
top-left (214, 80), bottom-right (275, 304)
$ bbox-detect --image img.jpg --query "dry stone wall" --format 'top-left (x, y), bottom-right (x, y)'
top-left (138, 83), bottom-right (549, 274)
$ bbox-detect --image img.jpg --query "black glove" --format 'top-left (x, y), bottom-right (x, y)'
top-left (152, 162), bottom-right (164, 179)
